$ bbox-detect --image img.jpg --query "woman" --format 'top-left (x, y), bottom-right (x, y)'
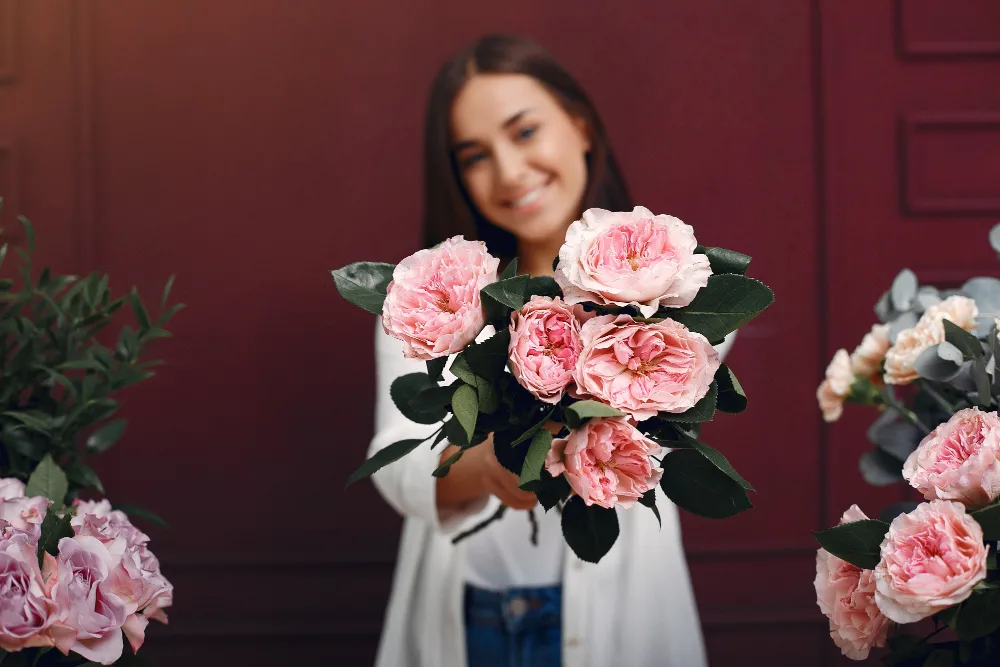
top-left (369, 34), bottom-right (734, 667)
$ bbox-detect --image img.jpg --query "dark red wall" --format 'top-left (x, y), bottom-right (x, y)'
top-left (0, 1), bottom-right (997, 664)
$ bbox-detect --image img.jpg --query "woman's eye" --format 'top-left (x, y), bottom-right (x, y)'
top-left (459, 152), bottom-right (487, 169)
top-left (516, 126), bottom-right (538, 141)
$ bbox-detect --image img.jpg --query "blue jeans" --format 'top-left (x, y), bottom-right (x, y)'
top-left (463, 584), bottom-right (563, 667)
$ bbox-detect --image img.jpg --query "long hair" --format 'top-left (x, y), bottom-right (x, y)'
top-left (422, 33), bottom-right (632, 259)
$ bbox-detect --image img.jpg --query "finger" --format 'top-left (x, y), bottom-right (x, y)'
top-left (490, 481), bottom-right (537, 510)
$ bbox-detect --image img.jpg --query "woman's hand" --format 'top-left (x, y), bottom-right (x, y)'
top-left (436, 435), bottom-right (537, 512)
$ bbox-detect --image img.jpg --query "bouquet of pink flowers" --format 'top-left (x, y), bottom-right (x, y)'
top-left (814, 224), bottom-right (1000, 665)
top-left (0, 462), bottom-right (172, 665)
top-left (335, 206), bottom-right (774, 562)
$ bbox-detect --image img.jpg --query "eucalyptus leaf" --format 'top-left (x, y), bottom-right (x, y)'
top-left (963, 277), bottom-right (1000, 319)
top-left (890, 268), bottom-right (918, 311)
top-left (944, 320), bottom-right (984, 361)
top-left (990, 222), bottom-right (1000, 255)
top-left (859, 449), bottom-right (904, 486)
top-left (878, 501), bottom-right (920, 523)
top-left (889, 311), bottom-right (920, 345)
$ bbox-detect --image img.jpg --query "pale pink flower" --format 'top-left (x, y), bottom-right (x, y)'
top-left (0, 478), bottom-right (25, 500)
top-left (850, 324), bottom-right (891, 378)
top-left (0, 496), bottom-right (49, 543)
top-left (50, 536), bottom-right (129, 664)
top-left (814, 505), bottom-right (889, 661)
top-left (817, 349), bottom-right (853, 423)
top-left (381, 236), bottom-right (500, 360)
top-left (508, 296), bottom-right (590, 404)
top-left (103, 546), bottom-right (172, 653)
top-left (874, 500), bottom-right (988, 623)
top-left (0, 539), bottom-right (61, 652)
top-left (553, 207), bottom-right (712, 317)
top-left (574, 314), bottom-right (719, 421)
top-left (72, 500), bottom-right (150, 551)
top-left (885, 296), bottom-right (979, 385)
top-left (902, 408), bottom-right (1000, 509)
top-left (545, 417), bottom-right (662, 509)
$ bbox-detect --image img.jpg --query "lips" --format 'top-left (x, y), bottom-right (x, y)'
top-left (504, 178), bottom-right (553, 210)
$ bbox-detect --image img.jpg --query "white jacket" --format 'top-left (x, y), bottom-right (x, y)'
top-left (369, 321), bottom-right (736, 667)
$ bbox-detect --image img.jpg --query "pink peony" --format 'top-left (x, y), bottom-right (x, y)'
top-left (850, 324), bottom-right (890, 379)
top-left (508, 296), bottom-right (591, 404)
top-left (573, 314), bottom-right (719, 421)
top-left (902, 408), bottom-right (1000, 509)
top-left (50, 536), bottom-right (129, 664)
top-left (817, 349), bottom-right (853, 423)
top-left (544, 417), bottom-right (662, 509)
top-left (814, 505), bottom-right (890, 661)
top-left (381, 236), bottom-right (499, 360)
top-left (0, 478), bottom-right (25, 501)
top-left (0, 538), bottom-right (61, 652)
top-left (553, 207), bottom-right (712, 317)
top-left (885, 296), bottom-right (979, 385)
top-left (874, 500), bottom-right (988, 623)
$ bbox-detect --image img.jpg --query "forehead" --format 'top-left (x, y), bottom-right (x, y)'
top-left (450, 73), bottom-right (562, 140)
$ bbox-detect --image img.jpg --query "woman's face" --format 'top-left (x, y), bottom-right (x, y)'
top-left (450, 73), bottom-right (591, 247)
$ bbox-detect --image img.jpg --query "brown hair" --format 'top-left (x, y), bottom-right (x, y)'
top-left (422, 33), bottom-right (632, 259)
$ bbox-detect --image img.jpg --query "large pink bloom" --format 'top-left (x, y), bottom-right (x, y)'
top-left (814, 505), bottom-right (889, 661)
top-left (545, 417), bottom-right (661, 509)
top-left (508, 296), bottom-right (590, 404)
top-left (0, 538), bottom-right (61, 652)
top-left (573, 314), bottom-right (719, 421)
top-left (903, 408), bottom-right (1000, 509)
top-left (874, 500), bottom-right (988, 623)
top-left (381, 236), bottom-right (499, 360)
top-left (554, 207), bottom-right (712, 317)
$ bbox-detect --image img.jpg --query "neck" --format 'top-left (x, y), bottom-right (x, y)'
top-left (517, 235), bottom-right (564, 277)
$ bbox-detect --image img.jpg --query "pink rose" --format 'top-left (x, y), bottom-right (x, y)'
top-left (885, 296), bottom-right (979, 385)
top-left (72, 500), bottom-right (150, 551)
top-left (553, 207), bottom-right (712, 317)
top-left (0, 478), bottom-right (25, 500)
top-left (545, 417), bottom-right (662, 509)
top-left (103, 546), bottom-right (173, 653)
top-left (508, 296), bottom-right (591, 404)
top-left (0, 496), bottom-right (49, 543)
top-left (817, 349), bottom-right (853, 423)
top-left (902, 408), bottom-right (1000, 509)
top-left (814, 505), bottom-right (889, 661)
top-left (0, 539), bottom-right (61, 652)
top-left (874, 500), bottom-right (988, 623)
top-left (381, 236), bottom-right (500, 360)
top-left (850, 324), bottom-right (890, 379)
top-left (574, 314), bottom-right (719, 421)
top-left (51, 536), bottom-right (129, 664)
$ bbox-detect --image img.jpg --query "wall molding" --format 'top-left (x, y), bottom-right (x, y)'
top-left (895, 0), bottom-right (1000, 60)
top-left (0, 0), bottom-right (15, 83)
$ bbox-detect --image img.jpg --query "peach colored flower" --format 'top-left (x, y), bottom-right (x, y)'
top-left (885, 296), bottom-right (978, 385)
top-left (553, 207), bottom-right (711, 317)
top-left (815, 505), bottom-right (889, 661)
top-left (903, 408), bottom-right (1000, 509)
top-left (874, 500), bottom-right (988, 623)
top-left (544, 417), bottom-right (662, 509)
top-left (508, 296), bottom-right (590, 404)
top-left (850, 324), bottom-right (890, 379)
top-left (381, 236), bottom-right (499, 360)
top-left (574, 314), bottom-right (719, 421)
top-left (817, 349), bottom-right (852, 423)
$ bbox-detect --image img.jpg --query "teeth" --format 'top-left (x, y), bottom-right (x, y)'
top-left (511, 186), bottom-right (544, 208)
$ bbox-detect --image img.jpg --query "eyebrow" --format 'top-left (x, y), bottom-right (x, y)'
top-left (452, 108), bottom-right (534, 152)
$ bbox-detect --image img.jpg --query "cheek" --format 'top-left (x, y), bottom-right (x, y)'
top-left (535, 129), bottom-right (588, 197)
top-left (462, 168), bottom-right (496, 213)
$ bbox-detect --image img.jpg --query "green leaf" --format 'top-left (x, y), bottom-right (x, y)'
top-left (560, 496), bottom-right (620, 563)
top-left (85, 419), bottom-right (127, 454)
top-left (510, 408), bottom-right (557, 447)
top-left (433, 448), bottom-right (464, 478)
top-left (564, 400), bottom-right (624, 429)
top-left (665, 274), bottom-right (774, 342)
top-left (56, 359), bottom-right (106, 372)
top-left (637, 489), bottom-right (661, 527)
top-left (690, 440), bottom-right (753, 491)
top-left (475, 376), bottom-right (499, 414)
top-left (499, 258), bottom-right (519, 281)
top-left (464, 330), bottom-right (511, 381)
top-left (111, 502), bottom-right (169, 528)
top-left (525, 276), bottom-right (562, 299)
top-left (973, 357), bottom-right (992, 409)
top-left (426, 357), bottom-right (447, 383)
top-left (409, 383), bottom-right (458, 414)
top-left (953, 587), bottom-right (1000, 640)
top-left (347, 438), bottom-right (424, 485)
top-left (448, 354), bottom-right (477, 385)
top-left (519, 430), bottom-right (553, 487)
top-left (19, 215), bottom-right (35, 253)
top-left (330, 262), bottom-right (395, 315)
top-left (65, 461), bottom-right (105, 494)
top-left (390, 373), bottom-right (445, 424)
top-left (130, 289), bottom-right (151, 330)
top-left (971, 499), bottom-right (1000, 540)
top-left (923, 650), bottom-right (955, 667)
top-left (25, 455), bottom-right (68, 504)
top-left (812, 519), bottom-right (890, 570)
top-left (536, 470), bottom-right (571, 511)
top-left (660, 449), bottom-right (753, 519)
top-left (451, 384), bottom-right (478, 442)
top-left (36, 510), bottom-right (73, 566)
top-left (715, 364), bottom-right (747, 414)
top-left (944, 320), bottom-right (984, 361)
top-left (2, 427), bottom-right (44, 460)
top-left (668, 381), bottom-right (718, 423)
top-left (695, 245), bottom-right (751, 275)
top-left (482, 275), bottom-right (529, 311)
top-left (161, 274), bottom-right (176, 310)
top-left (2, 412), bottom-right (53, 436)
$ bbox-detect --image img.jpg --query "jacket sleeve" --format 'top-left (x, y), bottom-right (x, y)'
top-left (714, 329), bottom-right (737, 363)
top-left (367, 319), bottom-right (497, 536)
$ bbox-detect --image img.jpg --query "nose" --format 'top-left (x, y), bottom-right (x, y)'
top-left (493, 142), bottom-right (529, 188)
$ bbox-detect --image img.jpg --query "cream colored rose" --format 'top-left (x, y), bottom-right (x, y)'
top-left (884, 296), bottom-right (978, 385)
top-left (817, 349), bottom-right (852, 422)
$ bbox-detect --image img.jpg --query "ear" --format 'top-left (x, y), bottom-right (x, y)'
top-left (572, 115), bottom-right (592, 153)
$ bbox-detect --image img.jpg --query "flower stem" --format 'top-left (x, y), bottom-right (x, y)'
top-left (452, 504), bottom-right (507, 545)
top-left (881, 390), bottom-right (931, 434)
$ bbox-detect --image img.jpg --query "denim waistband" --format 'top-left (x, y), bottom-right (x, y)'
top-left (464, 584), bottom-right (562, 635)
